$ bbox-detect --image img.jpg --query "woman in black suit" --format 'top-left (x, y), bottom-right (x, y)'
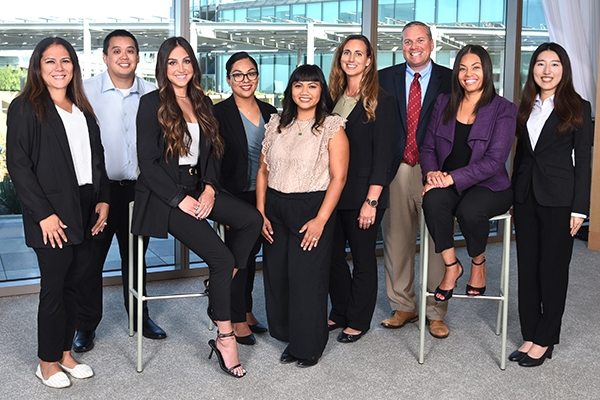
top-left (327, 35), bottom-right (396, 342)
top-left (215, 52), bottom-right (276, 344)
top-left (7, 37), bottom-right (109, 388)
top-left (132, 37), bottom-right (262, 378)
top-left (511, 42), bottom-right (592, 367)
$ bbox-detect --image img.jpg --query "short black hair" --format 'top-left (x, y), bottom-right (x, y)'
top-left (103, 30), bottom-right (139, 55)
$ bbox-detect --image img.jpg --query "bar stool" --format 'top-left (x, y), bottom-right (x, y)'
top-left (418, 210), bottom-right (512, 370)
top-left (127, 202), bottom-right (214, 372)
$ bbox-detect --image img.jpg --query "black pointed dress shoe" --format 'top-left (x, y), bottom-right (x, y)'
top-left (73, 330), bottom-right (95, 353)
top-left (296, 356), bottom-right (319, 368)
top-left (142, 319), bottom-right (167, 339)
top-left (337, 330), bottom-right (366, 343)
top-left (236, 333), bottom-right (256, 345)
top-left (508, 349), bottom-right (527, 362)
top-left (280, 346), bottom-right (298, 364)
top-left (518, 345), bottom-right (554, 367)
top-left (249, 323), bottom-right (268, 334)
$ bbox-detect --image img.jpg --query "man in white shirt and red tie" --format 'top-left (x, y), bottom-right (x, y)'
top-left (74, 30), bottom-right (166, 352)
top-left (378, 21), bottom-right (453, 338)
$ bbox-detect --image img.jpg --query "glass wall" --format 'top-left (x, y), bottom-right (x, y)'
top-left (0, 0), bottom-right (550, 285)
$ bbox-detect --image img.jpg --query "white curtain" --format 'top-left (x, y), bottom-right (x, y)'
top-left (541, 0), bottom-right (599, 113)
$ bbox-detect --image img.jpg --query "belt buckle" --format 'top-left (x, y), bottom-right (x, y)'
top-left (188, 167), bottom-right (197, 176)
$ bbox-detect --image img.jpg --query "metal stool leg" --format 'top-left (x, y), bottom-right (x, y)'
top-left (418, 210), bottom-right (429, 364)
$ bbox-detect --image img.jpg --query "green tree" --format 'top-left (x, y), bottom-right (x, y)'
top-left (0, 67), bottom-right (26, 91)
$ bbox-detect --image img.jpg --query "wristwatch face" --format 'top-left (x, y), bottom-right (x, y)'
top-left (366, 198), bottom-right (378, 207)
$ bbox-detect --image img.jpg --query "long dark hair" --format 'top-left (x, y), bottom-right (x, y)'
top-left (329, 34), bottom-right (379, 122)
top-left (517, 42), bottom-right (583, 136)
top-left (20, 37), bottom-right (94, 120)
top-left (442, 44), bottom-right (496, 124)
top-left (279, 64), bottom-right (333, 134)
top-left (155, 37), bottom-right (223, 160)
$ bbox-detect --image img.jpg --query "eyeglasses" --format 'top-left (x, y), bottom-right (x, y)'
top-left (229, 71), bottom-right (259, 82)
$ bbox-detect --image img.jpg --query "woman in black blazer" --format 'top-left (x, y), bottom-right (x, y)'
top-left (132, 37), bottom-right (261, 378)
top-left (214, 52), bottom-right (276, 344)
top-left (511, 42), bottom-right (592, 367)
top-left (327, 35), bottom-right (396, 342)
top-left (7, 37), bottom-right (109, 388)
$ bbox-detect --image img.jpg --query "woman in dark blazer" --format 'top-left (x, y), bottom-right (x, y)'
top-left (510, 42), bottom-right (592, 367)
top-left (327, 35), bottom-right (396, 342)
top-left (132, 37), bottom-right (261, 378)
top-left (7, 37), bottom-right (109, 388)
top-left (215, 52), bottom-right (276, 344)
top-left (420, 44), bottom-right (517, 303)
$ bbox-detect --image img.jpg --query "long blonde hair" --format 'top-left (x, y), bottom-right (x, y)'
top-left (329, 34), bottom-right (379, 123)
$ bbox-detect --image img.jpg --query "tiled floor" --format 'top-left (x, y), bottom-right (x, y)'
top-left (0, 215), bottom-right (188, 283)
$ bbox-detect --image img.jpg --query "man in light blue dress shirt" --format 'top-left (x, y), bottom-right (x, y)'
top-left (74, 30), bottom-right (166, 352)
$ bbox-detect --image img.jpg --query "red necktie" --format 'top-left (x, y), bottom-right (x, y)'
top-left (404, 72), bottom-right (421, 166)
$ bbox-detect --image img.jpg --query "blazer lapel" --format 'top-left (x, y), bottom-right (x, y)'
top-left (46, 99), bottom-right (78, 183)
top-left (395, 64), bottom-right (407, 128)
top-left (534, 110), bottom-right (560, 153)
top-left (422, 62), bottom-right (443, 118)
top-left (225, 96), bottom-right (249, 162)
top-left (345, 98), bottom-right (364, 128)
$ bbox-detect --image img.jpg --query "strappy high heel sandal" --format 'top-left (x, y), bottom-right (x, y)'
top-left (208, 331), bottom-right (246, 378)
top-left (466, 258), bottom-right (486, 296)
top-left (203, 278), bottom-right (209, 294)
top-left (434, 259), bottom-right (464, 302)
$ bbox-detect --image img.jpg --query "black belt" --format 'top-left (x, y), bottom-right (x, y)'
top-left (179, 165), bottom-right (198, 176)
top-left (110, 179), bottom-right (136, 186)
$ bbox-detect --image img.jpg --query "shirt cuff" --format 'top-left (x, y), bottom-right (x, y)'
top-left (571, 212), bottom-right (587, 219)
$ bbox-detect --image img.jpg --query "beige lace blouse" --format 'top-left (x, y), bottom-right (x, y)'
top-left (262, 114), bottom-right (346, 193)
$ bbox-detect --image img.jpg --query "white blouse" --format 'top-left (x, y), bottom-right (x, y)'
top-left (55, 104), bottom-right (93, 186)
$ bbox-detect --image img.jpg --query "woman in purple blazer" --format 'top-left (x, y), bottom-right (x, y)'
top-left (420, 45), bottom-right (517, 302)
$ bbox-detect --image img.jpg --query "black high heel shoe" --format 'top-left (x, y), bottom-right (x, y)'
top-left (434, 259), bottom-right (464, 302)
top-left (208, 331), bottom-right (246, 378)
top-left (466, 258), bottom-right (486, 296)
top-left (203, 278), bottom-right (209, 294)
top-left (518, 345), bottom-right (554, 367)
top-left (508, 349), bottom-right (527, 362)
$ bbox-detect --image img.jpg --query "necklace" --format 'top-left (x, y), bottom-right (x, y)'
top-left (342, 93), bottom-right (359, 107)
top-left (176, 95), bottom-right (188, 99)
top-left (295, 118), bottom-right (315, 136)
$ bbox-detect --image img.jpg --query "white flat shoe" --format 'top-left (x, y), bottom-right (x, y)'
top-left (36, 364), bottom-right (71, 388)
top-left (59, 363), bottom-right (94, 379)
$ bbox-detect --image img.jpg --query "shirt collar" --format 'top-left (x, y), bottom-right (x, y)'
top-left (406, 60), bottom-right (432, 80)
top-left (534, 93), bottom-right (555, 107)
top-left (100, 70), bottom-right (138, 94)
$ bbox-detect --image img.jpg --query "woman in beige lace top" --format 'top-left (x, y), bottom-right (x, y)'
top-left (256, 64), bottom-right (349, 367)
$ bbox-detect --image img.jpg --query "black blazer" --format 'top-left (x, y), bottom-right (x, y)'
top-left (512, 99), bottom-right (592, 215)
top-left (6, 95), bottom-right (110, 248)
top-left (336, 89), bottom-right (396, 210)
top-left (378, 61), bottom-right (452, 174)
top-left (132, 90), bottom-right (221, 238)
top-left (214, 95), bottom-right (277, 195)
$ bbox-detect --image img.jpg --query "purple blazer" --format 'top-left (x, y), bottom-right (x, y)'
top-left (420, 93), bottom-right (517, 194)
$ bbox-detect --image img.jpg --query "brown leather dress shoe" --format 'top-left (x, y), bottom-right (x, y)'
top-left (381, 310), bottom-right (418, 329)
top-left (428, 319), bottom-right (449, 339)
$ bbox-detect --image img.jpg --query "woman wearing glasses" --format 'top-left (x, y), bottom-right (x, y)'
top-left (215, 52), bottom-right (277, 345)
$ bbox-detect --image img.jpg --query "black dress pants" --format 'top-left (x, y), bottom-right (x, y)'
top-left (329, 208), bottom-right (384, 332)
top-left (35, 185), bottom-right (94, 361)
top-left (76, 181), bottom-right (150, 332)
top-left (226, 190), bottom-right (263, 323)
top-left (263, 189), bottom-right (334, 360)
top-left (168, 190), bottom-right (262, 321)
top-left (422, 185), bottom-right (513, 256)
top-left (514, 190), bottom-right (573, 346)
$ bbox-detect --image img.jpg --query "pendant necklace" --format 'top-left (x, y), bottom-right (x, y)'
top-left (295, 118), bottom-right (314, 136)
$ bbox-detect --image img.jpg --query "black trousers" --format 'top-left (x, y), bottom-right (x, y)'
top-left (36, 185), bottom-right (94, 361)
top-left (263, 189), bottom-right (334, 360)
top-left (77, 181), bottom-right (149, 332)
top-left (422, 185), bottom-right (513, 257)
top-left (168, 189), bottom-right (262, 321)
top-left (226, 190), bottom-right (263, 323)
top-left (514, 190), bottom-right (573, 346)
top-left (329, 208), bottom-right (385, 332)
